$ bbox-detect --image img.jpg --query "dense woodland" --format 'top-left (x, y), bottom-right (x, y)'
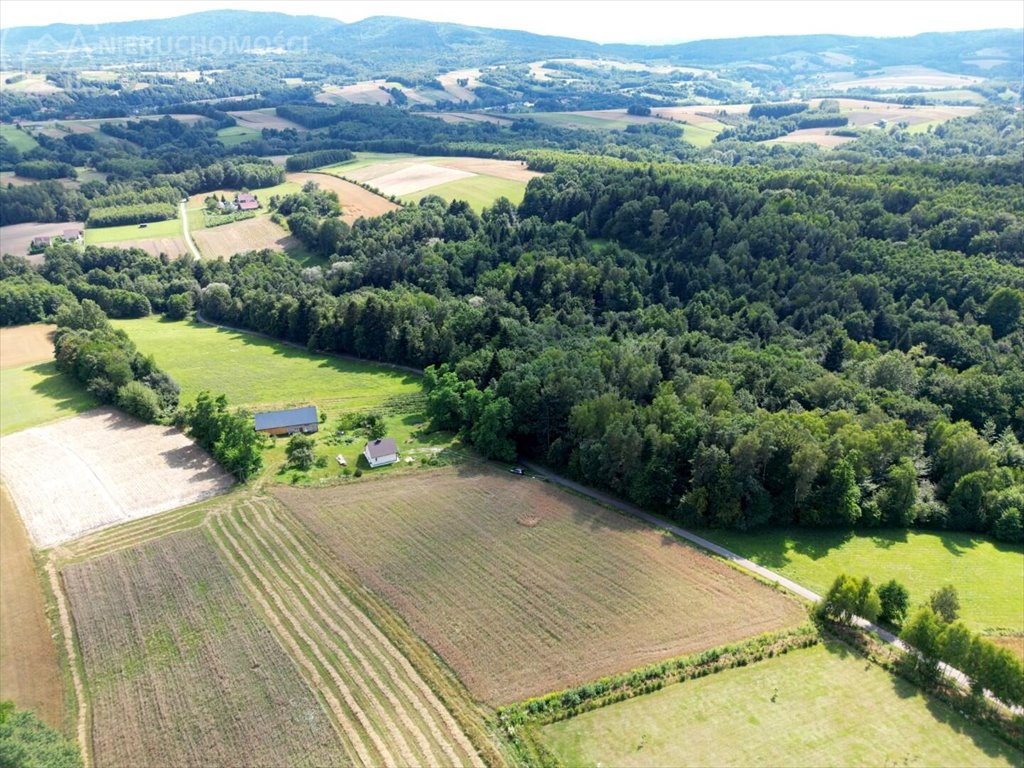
top-left (4, 132), bottom-right (1022, 540)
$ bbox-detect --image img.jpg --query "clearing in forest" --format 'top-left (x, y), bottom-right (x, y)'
top-left (329, 154), bottom-right (539, 211)
top-left (285, 172), bottom-right (400, 223)
top-left (276, 466), bottom-right (805, 705)
top-left (541, 642), bottom-right (1023, 768)
top-left (192, 215), bottom-right (298, 259)
top-left (0, 407), bottom-right (232, 548)
top-left (62, 527), bottom-right (349, 768)
top-left (225, 107), bottom-right (306, 131)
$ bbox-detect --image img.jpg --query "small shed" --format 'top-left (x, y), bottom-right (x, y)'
top-left (253, 405), bottom-right (318, 436)
top-left (363, 437), bottom-right (399, 468)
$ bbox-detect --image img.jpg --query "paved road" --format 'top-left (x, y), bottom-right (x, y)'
top-left (179, 200), bottom-right (201, 259)
top-left (520, 460), bottom-right (1020, 714)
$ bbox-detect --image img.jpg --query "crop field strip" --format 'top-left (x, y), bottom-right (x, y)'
top-left (207, 498), bottom-right (484, 768)
top-left (276, 467), bottom-right (806, 705)
top-left (63, 527), bottom-right (348, 767)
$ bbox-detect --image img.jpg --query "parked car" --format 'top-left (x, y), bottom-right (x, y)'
top-left (509, 467), bottom-right (525, 475)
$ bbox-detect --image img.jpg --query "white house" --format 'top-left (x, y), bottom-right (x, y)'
top-left (364, 437), bottom-right (399, 468)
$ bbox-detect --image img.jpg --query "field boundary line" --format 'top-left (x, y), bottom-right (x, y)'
top-left (232, 504), bottom-right (424, 766)
top-left (205, 514), bottom-right (371, 764)
top-left (45, 561), bottom-right (90, 768)
top-left (254, 501), bottom-right (481, 766)
top-left (211, 512), bottom-right (388, 766)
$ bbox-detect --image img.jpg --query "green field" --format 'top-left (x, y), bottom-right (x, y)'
top-left (216, 125), bottom-right (261, 147)
top-left (110, 316), bottom-right (421, 413)
top-left (320, 152), bottom-right (416, 175)
top-left (0, 362), bottom-right (98, 435)
top-left (522, 112), bottom-right (634, 131)
top-left (542, 643), bottom-right (1022, 768)
top-left (679, 119), bottom-right (727, 147)
top-left (400, 175), bottom-right (528, 211)
top-left (84, 218), bottom-right (182, 244)
top-left (0, 124), bottom-right (39, 153)
top-left (697, 527), bottom-right (1024, 633)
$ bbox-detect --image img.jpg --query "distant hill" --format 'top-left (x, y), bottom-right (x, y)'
top-left (1, 10), bottom-right (1020, 80)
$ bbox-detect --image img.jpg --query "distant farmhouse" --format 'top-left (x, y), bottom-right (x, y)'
top-left (253, 405), bottom-right (318, 436)
top-left (235, 192), bottom-right (260, 211)
top-left (364, 437), bottom-right (399, 468)
top-left (29, 228), bottom-right (83, 254)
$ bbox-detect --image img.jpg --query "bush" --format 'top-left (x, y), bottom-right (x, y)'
top-left (878, 579), bottom-right (910, 628)
top-left (117, 380), bottom-right (163, 422)
top-left (286, 433), bottom-right (316, 470)
top-left (164, 292), bottom-right (193, 320)
top-left (0, 700), bottom-right (83, 768)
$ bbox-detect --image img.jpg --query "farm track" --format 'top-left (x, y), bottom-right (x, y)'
top-left (209, 498), bottom-right (482, 768)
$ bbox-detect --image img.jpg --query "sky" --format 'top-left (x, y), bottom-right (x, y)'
top-left (0, 0), bottom-right (1020, 43)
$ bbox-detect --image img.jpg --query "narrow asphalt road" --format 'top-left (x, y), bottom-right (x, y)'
top-left (180, 200), bottom-right (201, 260)
top-left (520, 459), bottom-right (1019, 713)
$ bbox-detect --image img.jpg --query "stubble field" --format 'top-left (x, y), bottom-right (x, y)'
top-left (0, 407), bottom-right (232, 547)
top-left (63, 527), bottom-right (349, 768)
top-left (276, 467), bottom-right (806, 705)
top-left (192, 216), bottom-right (298, 259)
top-left (285, 172), bottom-right (400, 223)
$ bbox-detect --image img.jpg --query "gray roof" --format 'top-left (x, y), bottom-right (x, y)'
top-left (253, 405), bottom-right (317, 431)
top-left (365, 437), bottom-right (398, 459)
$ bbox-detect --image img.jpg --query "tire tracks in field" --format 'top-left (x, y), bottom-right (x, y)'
top-left (209, 512), bottom-right (387, 767)
top-left (252, 501), bottom-right (482, 767)
top-left (45, 562), bottom-right (90, 768)
top-left (228, 503), bottom-right (424, 767)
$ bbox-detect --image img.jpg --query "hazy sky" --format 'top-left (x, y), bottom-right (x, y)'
top-left (1, 0), bottom-right (1020, 44)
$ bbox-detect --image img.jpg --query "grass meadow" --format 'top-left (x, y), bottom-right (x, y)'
top-left (0, 362), bottom-right (98, 435)
top-left (696, 527), bottom-right (1024, 633)
top-left (542, 642), bottom-right (1023, 767)
top-left (110, 316), bottom-right (421, 413)
top-left (84, 218), bottom-right (182, 244)
top-left (216, 125), bottom-right (262, 146)
top-left (0, 124), bottom-right (40, 152)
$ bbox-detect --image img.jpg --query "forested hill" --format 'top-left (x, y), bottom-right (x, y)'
top-left (2, 11), bottom-right (1019, 78)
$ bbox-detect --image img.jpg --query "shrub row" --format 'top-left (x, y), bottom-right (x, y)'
top-left (284, 148), bottom-right (354, 172)
top-left (87, 202), bottom-right (176, 228)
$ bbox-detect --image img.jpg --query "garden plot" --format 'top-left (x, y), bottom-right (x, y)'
top-left (0, 407), bottom-right (232, 548)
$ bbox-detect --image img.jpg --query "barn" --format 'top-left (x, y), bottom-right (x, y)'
top-left (253, 405), bottom-right (319, 436)
top-left (363, 437), bottom-right (399, 468)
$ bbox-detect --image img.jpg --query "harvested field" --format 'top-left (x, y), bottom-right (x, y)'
top-left (0, 324), bottom-right (55, 368)
top-left (208, 498), bottom-right (485, 767)
top-left (0, 221), bottom-right (86, 261)
top-left (356, 163), bottom-right (474, 196)
top-left (63, 527), bottom-right (348, 768)
top-left (276, 467), bottom-right (805, 705)
top-left (770, 128), bottom-right (857, 148)
top-left (0, 407), bottom-right (232, 548)
top-left (285, 172), bottom-right (399, 224)
top-left (430, 156), bottom-right (539, 183)
top-left (0, 171), bottom-right (39, 187)
top-left (437, 69), bottom-right (481, 102)
top-left (830, 66), bottom-right (983, 91)
top-left (192, 216), bottom-right (297, 259)
top-left (226, 108), bottom-right (305, 131)
top-left (106, 236), bottom-right (190, 259)
top-left (0, 484), bottom-right (64, 730)
top-left (422, 112), bottom-right (514, 126)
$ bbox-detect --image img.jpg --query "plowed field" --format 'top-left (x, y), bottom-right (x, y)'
top-left (276, 467), bottom-right (805, 704)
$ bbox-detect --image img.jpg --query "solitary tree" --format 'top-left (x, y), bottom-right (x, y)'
top-left (929, 585), bottom-right (961, 623)
top-left (877, 579), bottom-right (910, 627)
top-left (286, 433), bottom-right (316, 471)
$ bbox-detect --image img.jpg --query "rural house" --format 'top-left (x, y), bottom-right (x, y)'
top-left (363, 437), bottom-right (399, 468)
top-left (62, 228), bottom-right (83, 242)
top-left (253, 405), bottom-right (318, 435)
top-left (29, 235), bottom-right (52, 253)
top-left (235, 192), bottom-right (260, 211)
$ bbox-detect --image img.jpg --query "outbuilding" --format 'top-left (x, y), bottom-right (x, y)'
top-left (253, 405), bottom-right (319, 436)
top-left (363, 437), bottom-right (399, 468)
